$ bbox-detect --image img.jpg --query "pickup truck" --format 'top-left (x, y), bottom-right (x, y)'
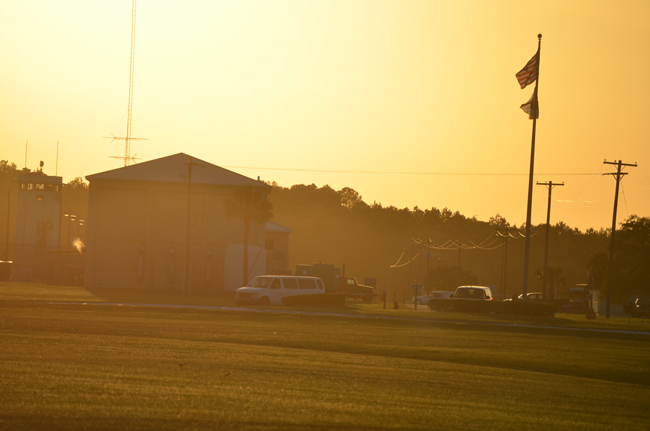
top-left (341, 277), bottom-right (375, 302)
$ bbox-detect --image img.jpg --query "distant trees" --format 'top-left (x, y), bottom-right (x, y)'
top-left (423, 266), bottom-right (478, 292)
top-left (589, 215), bottom-right (650, 300)
top-left (62, 177), bottom-right (89, 215)
top-left (0, 160), bottom-right (32, 182)
top-left (224, 185), bottom-right (273, 286)
top-left (339, 187), bottom-right (363, 209)
top-left (266, 182), bottom-right (613, 300)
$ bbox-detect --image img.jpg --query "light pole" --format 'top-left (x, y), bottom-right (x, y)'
top-left (0, 190), bottom-right (9, 260)
top-left (63, 211), bottom-right (77, 250)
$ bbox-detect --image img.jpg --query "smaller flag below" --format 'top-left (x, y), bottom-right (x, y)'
top-left (516, 49), bottom-right (539, 89)
top-left (520, 88), bottom-right (539, 119)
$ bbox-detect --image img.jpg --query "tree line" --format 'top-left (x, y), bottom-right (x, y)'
top-left (268, 182), bottom-right (647, 301)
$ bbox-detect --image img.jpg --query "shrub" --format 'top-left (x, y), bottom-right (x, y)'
top-left (281, 293), bottom-right (346, 307)
top-left (492, 301), bottom-right (558, 317)
top-left (427, 298), bottom-right (557, 317)
top-left (427, 298), bottom-right (489, 313)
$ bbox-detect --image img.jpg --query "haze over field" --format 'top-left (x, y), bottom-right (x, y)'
top-left (2, 0), bottom-right (649, 231)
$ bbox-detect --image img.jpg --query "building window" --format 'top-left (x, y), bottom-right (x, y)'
top-left (27, 183), bottom-right (33, 191)
top-left (266, 238), bottom-right (274, 250)
top-left (35, 184), bottom-right (45, 190)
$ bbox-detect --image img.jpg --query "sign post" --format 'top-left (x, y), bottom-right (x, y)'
top-left (411, 283), bottom-right (423, 310)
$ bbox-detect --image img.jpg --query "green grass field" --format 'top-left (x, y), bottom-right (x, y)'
top-left (1, 283), bottom-right (649, 430)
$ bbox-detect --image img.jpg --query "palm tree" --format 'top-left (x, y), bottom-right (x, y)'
top-left (224, 185), bottom-right (273, 286)
top-left (534, 266), bottom-right (565, 299)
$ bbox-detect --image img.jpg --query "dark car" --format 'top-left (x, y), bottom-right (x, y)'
top-left (341, 277), bottom-right (375, 302)
top-left (504, 292), bottom-right (545, 301)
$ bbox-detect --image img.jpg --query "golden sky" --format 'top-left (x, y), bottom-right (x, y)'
top-left (2, 0), bottom-right (649, 231)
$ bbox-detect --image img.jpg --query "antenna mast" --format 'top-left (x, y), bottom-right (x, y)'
top-left (125, 0), bottom-right (138, 167)
top-left (107, 0), bottom-right (147, 166)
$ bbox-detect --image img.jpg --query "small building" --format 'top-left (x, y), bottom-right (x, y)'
top-left (84, 153), bottom-right (272, 293)
top-left (13, 174), bottom-right (62, 281)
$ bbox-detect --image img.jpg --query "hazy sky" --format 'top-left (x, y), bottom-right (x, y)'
top-left (2, 0), bottom-right (649, 231)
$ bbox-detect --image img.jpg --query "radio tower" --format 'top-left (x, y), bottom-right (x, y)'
top-left (107, 0), bottom-right (147, 166)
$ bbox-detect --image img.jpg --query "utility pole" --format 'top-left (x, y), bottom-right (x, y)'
top-left (1, 190), bottom-right (9, 260)
top-left (496, 228), bottom-right (521, 300)
top-left (416, 243), bottom-right (423, 311)
top-left (536, 181), bottom-right (564, 300)
top-left (407, 243), bottom-right (414, 308)
top-left (456, 238), bottom-right (462, 287)
top-left (182, 156), bottom-right (204, 295)
top-left (603, 159), bottom-right (637, 318)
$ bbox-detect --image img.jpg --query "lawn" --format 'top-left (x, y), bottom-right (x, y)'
top-left (1, 283), bottom-right (649, 430)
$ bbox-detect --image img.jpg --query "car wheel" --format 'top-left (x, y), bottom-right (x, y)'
top-left (259, 297), bottom-right (270, 306)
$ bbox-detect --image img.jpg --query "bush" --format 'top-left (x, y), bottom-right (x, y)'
top-left (427, 298), bottom-right (489, 313)
top-left (427, 298), bottom-right (557, 317)
top-left (281, 293), bottom-right (346, 307)
top-left (492, 301), bottom-right (557, 317)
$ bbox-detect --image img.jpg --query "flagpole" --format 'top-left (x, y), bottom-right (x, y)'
top-left (521, 34), bottom-right (542, 300)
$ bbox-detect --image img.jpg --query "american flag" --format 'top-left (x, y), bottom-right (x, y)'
top-left (516, 49), bottom-right (539, 89)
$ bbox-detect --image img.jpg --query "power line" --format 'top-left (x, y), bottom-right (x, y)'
top-left (222, 166), bottom-right (601, 177)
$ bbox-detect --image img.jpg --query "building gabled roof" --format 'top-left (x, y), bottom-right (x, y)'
top-left (266, 221), bottom-right (293, 234)
top-left (86, 153), bottom-right (269, 189)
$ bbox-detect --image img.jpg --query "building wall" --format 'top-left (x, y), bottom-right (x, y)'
top-left (85, 179), bottom-right (267, 292)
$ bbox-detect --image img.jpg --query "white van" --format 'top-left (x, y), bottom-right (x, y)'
top-left (235, 275), bottom-right (325, 306)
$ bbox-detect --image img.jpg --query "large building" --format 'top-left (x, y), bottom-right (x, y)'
top-left (84, 153), bottom-right (280, 293)
top-left (13, 174), bottom-right (62, 281)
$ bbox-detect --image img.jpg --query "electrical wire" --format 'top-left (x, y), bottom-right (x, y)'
top-left (390, 253), bottom-right (420, 268)
top-left (390, 251), bottom-right (406, 268)
top-left (222, 165), bottom-right (603, 176)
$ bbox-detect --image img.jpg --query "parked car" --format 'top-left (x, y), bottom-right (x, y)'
top-left (235, 275), bottom-right (325, 306)
top-left (453, 286), bottom-right (494, 300)
top-left (341, 277), bottom-right (375, 302)
top-left (503, 292), bottom-right (545, 301)
top-left (411, 290), bottom-right (454, 305)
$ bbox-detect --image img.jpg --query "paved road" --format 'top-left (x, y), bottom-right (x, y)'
top-left (34, 300), bottom-right (650, 336)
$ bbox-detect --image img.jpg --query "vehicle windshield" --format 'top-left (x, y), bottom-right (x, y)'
top-left (246, 277), bottom-right (272, 288)
top-left (455, 288), bottom-right (485, 299)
